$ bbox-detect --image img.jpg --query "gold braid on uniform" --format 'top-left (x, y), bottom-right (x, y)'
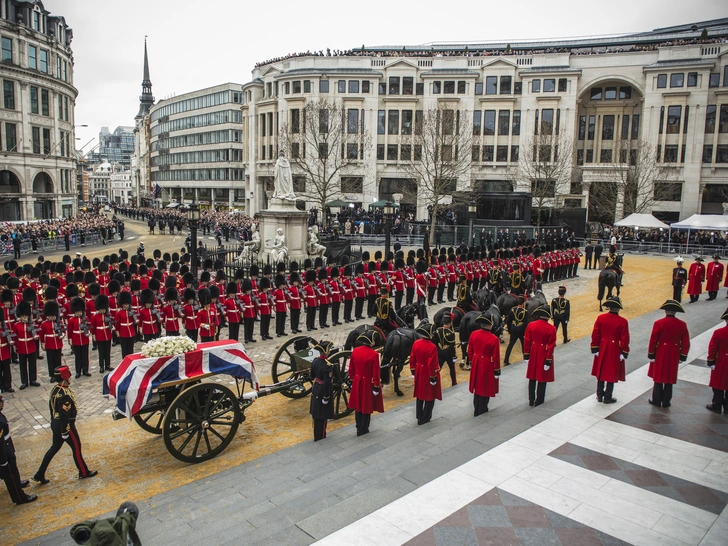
top-left (511, 273), bottom-right (522, 289)
top-left (513, 307), bottom-right (526, 327)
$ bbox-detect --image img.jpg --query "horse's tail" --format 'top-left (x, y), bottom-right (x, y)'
top-left (381, 365), bottom-right (391, 385)
top-left (597, 273), bottom-right (605, 301)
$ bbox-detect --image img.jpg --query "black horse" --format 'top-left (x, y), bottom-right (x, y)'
top-left (496, 292), bottom-right (519, 325)
top-left (598, 254), bottom-right (623, 311)
top-left (525, 290), bottom-right (548, 322)
top-left (343, 303), bottom-right (420, 349)
top-left (473, 288), bottom-right (497, 310)
top-left (433, 305), bottom-right (470, 331)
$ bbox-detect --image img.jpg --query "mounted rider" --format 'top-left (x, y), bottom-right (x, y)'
top-left (604, 245), bottom-right (623, 285)
top-left (374, 286), bottom-right (398, 336)
top-left (508, 263), bottom-right (526, 297)
top-left (456, 274), bottom-right (478, 313)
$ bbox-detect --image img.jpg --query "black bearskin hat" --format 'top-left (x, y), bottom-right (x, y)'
top-left (226, 282), bottom-right (238, 295)
top-left (416, 260), bottom-right (428, 274)
top-left (43, 300), bottom-right (59, 318)
top-left (183, 288), bottom-right (197, 302)
top-left (275, 274), bottom-right (286, 287)
top-left (197, 288), bottom-right (212, 306)
top-left (318, 268), bottom-right (328, 281)
top-left (70, 297), bottom-right (85, 315)
top-left (95, 294), bottom-right (109, 311)
top-left (165, 288), bottom-right (179, 302)
top-left (259, 277), bottom-right (271, 290)
top-left (15, 300), bottom-right (31, 318)
top-left (140, 288), bottom-right (155, 306)
top-left (118, 291), bottom-right (132, 307)
top-left (305, 269), bottom-right (317, 283)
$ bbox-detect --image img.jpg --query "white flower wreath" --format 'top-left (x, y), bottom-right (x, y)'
top-left (140, 336), bottom-right (197, 358)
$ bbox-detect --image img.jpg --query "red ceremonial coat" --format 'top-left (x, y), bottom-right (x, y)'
top-left (468, 329), bottom-right (501, 397)
top-left (90, 312), bottom-right (113, 342)
top-left (706, 262), bottom-right (724, 292)
top-left (647, 315), bottom-right (690, 384)
top-left (524, 319), bottom-right (556, 383)
top-left (708, 324), bottom-right (728, 391)
top-left (348, 345), bottom-right (384, 414)
top-left (12, 322), bottom-right (37, 354)
top-left (409, 338), bottom-right (442, 401)
top-left (67, 316), bottom-right (90, 346)
top-left (590, 311), bottom-right (630, 383)
top-left (687, 263), bottom-right (705, 295)
top-left (115, 309), bottom-right (136, 339)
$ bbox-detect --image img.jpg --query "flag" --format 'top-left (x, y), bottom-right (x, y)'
top-left (152, 183), bottom-right (162, 199)
top-left (104, 340), bottom-right (259, 418)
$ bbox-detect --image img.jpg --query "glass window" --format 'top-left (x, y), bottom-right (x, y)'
top-left (1, 37), bottom-right (12, 62)
top-left (474, 82), bottom-right (483, 95)
top-left (500, 76), bottom-right (512, 94)
top-left (441, 110), bottom-right (454, 135)
top-left (415, 111), bottom-right (423, 135)
top-left (338, 80), bottom-right (346, 93)
top-left (496, 146), bottom-right (508, 162)
top-left (670, 73), bottom-right (684, 88)
top-left (558, 78), bottom-right (567, 92)
top-left (348, 80), bottom-right (359, 93)
top-left (28, 45), bottom-right (36, 70)
top-left (709, 73), bottom-right (720, 88)
top-left (378, 82), bottom-right (386, 95)
top-left (687, 73), bottom-right (698, 87)
top-left (39, 49), bottom-right (47, 73)
top-left (534, 109), bottom-right (539, 135)
top-left (319, 109), bottom-right (329, 134)
top-left (346, 143), bottom-right (358, 159)
top-left (389, 77), bottom-right (400, 95)
top-left (377, 144), bottom-right (384, 160)
top-left (2, 80), bottom-right (13, 109)
top-left (718, 146), bottom-right (728, 163)
top-left (387, 144), bottom-right (397, 161)
top-left (377, 110), bottom-right (385, 134)
top-left (511, 146), bottom-right (519, 162)
top-left (590, 87), bottom-right (602, 100)
top-left (319, 80), bottom-right (329, 93)
top-left (41, 88), bottom-right (49, 116)
top-left (724, 66), bottom-right (728, 86)
top-left (531, 79), bottom-right (540, 93)
top-left (64, 96), bottom-right (68, 121)
top-left (362, 81), bottom-right (370, 93)
top-left (540, 109), bottom-right (554, 135)
top-left (543, 79), bottom-right (555, 92)
top-left (514, 82), bottom-right (522, 95)
top-left (284, 82), bottom-right (290, 94)
top-left (483, 145), bottom-right (494, 162)
top-left (291, 109), bottom-right (300, 133)
top-left (666, 105), bottom-right (682, 134)
top-left (512, 110), bottom-right (521, 136)
top-left (498, 110), bottom-right (510, 136)
top-left (444, 80), bottom-right (455, 94)
top-left (304, 80), bottom-right (311, 93)
top-left (659, 106), bottom-right (665, 134)
top-left (684, 106), bottom-right (689, 134)
top-left (5, 123), bottom-right (16, 152)
top-left (664, 145), bottom-right (678, 163)
top-left (402, 110), bottom-right (413, 135)
top-left (485, 76), bottom-right (497, 95)
top-left (577, 149), bottom-right (584, 166)
top-left (472, 111), bottom-right (481, 135)
top-left (720, 105), bottom-right (728, 133)
top-left (578, 116), bottom-right (586, 140)
top-left (586, 149), bottom-right (594, 163)
top-left (600, 149), bottom-right (612, 163)
top-left (457, 81), bottom-right (466, 94)
top-left (483, 110), bottom-right (495, 136)
top-left (433, 81), bottom-right (441, 94)
top-left (402, 77), bottom-right (413, 95)
top-left (621, 115), bottom-right (630, 140)
top-left (588, 115), bottom-right (595, 140)
top-left (632, 114), bottom-right (640, 139)
top-left (292, 81), bottom-right (301, 93)
top-left (347, 109), bottom-right (359, 134)
top-left (32, 127), bottom-right (40, 154)
top-left (388, 110), bottom-right (399, 135)
top-left (657, 74), bottom-right (667, 88)
top-left (472, 145), bottom-right (481, 162)
top-left (415, 82), bottom-right (423, 95)
top-left (605, 87), bottom-right (617, 100)
top-left (30, 86), bottom-right (38, 113)
top-left (706, 105), bottom-right (716, 133)
top-left (619, 87), bottom-right (632, 99)
top-left (602, 115), bottom-right (615, 140)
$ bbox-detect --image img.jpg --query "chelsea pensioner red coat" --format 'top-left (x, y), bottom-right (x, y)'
top-left (707, 324), bottom-right (728, 391)
top-left (524, 319), bottom-right (556, 383)
top-left (409, 338), bottom-right (442, 401)
top-left (687, 263), bottom-right (705, 296)
top-left (468, 329), bottom-right (501, 397)
top-left (590, 312), bottom-right (630, 383)
top-left (648, 315), bottom-right (690, 384)
top-left (348, 345), bottom-right (384, 414)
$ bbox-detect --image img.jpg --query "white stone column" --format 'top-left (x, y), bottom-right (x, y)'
top-left (614, 184), bottom-right (625, 222)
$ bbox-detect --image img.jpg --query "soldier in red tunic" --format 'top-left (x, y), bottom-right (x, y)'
top-left (340, 268), bottom-right (354, 324)
top-left (348, 330), bottom-right (384, 436)
top-left (590, 296), bottom-right (630, 403)
top-left (687, 256), bottom-right (705, 303)
top-left (67, 297), bottom-right (90, 378)
top-left (272, 275), bottom-right (288, 337)
top-left (224, 282), bottom-right (242, 342)
top-left (12, 301), bottom-right (40, 389)
top-left (468, 314), bottom-right (502, 416)
top-left (0, 302), bottom-right (14, 393)
top-left (161, 288), bottom-right (181, 337)
top-left (257, 277), bottom-right (273, 341)
top-left (304, 269), bottom-right (319, 332)
top-left (705, 255), bottom-right (724, 301)
top-left (197, 288), bottom-right (215, 342)
top-left (392, 258), bottom-right (405, 311)
top-left (410, 323), bottom-right (442, 425)
top-left (181, 288), bottom-right (199, 342)
top-left (353, 264), bottom-right (367, 321)
top-left (524, 305), bottom-right (556, 407)
top-left (365, 262), bottom-right (378, 318)
top-left (90, 295), bottom-right (114, 374)
top-left (138, 289), bottom-right (160, 342)
top-left (329, 268), bottom-right (342, 326)
top-left (240, 280), bottom-right (257, 343)
top-left (706, 308), bottom-right (728, 413)
top-left (115, 291), bottom-right (137, 358)
top-left (288, 273), bottom-right (303, 334)
top-left (648, 300), bottom-right (690, 408)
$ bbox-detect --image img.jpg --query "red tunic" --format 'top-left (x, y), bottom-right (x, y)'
top-left (340, 279), bottom-right (354, 302)
top-left (161, 304), bottom-right (181, 331)
top-left (708, 324), bottom-right (728, 391)
top-left (468, 329), bottom-right (501, 397)
top-left (409, 338), bottom-right (442, 401)
top-left (304, 285), bottom-right (318, 308)
top-left (197, 309), bottom-right (215, 338)
top-left (224, 298), bottom-right (242, 324)
top-left (353, 277), bottom-right (367, 299)
top-left (392, 270), bottom-right (404, 293)
top-left (90, 312), bottom-right (113, 342)
top-left (524, 319), bottom-right (556, 383)
top-left (687, 263), bottom-right (705, 295)
top-left (590, 312), bottom-right (630, 383)
top-left (348, 345), bottom-right (384, 414)
top-left (240, 294), bottom-right (257, 319)
top-left (272, 288), bottom-right (288, 313)
top-left (365, 273), bottom-right (378, 296)
top-left (706, 262), bottom-right (724, 292)
top-left (115, 309), bottom-right (137, 339)
top-left (257, 293), bottom-right (272, 316)
top-left (0, 328), bottom-right (11, 360)
top-left (288, 286), bottom-right (303, 309)
top-left (12, 322), bottom-right (38, 354)
top-left (648, 315), bottom-right (690, 384)
top-left (67, 316), bottom-right (90, 346)
top-left (138, 308), bottom-right (160, 336)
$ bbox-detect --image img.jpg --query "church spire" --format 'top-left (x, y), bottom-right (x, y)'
top-left (137, 37), bottom-right (155, 118)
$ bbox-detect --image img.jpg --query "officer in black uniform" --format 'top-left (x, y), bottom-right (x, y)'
top-left (1, 394), bottom-right (37, 505)
top-left (672, 258), bottom-right (688, 301)
top-left (456, 275), bottom-right (477, 313)
top-left (374, 287), bottom-right (398, 337)
top-left (433, 315), bottom-right (458, 386)
top-left (33, 366), bottom-right (97, 484)
top-left (509, 263), bottom-right (525, 296)
top-left (309, 341), bottom-right (334, 442)
top-left (504, 296), bottom-right (527, 366)
top-left (551, 286), bottom-right (571, 344)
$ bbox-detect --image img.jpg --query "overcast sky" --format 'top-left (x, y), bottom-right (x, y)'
top-left (58, 0), bottom-right (727, 154)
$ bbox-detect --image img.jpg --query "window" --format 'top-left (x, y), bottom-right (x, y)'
top-left (284, 82), bottom-right (290, 94)
top-left (291, 109), bottom-right (300, 133)
top-left (362, 81), bottom-right (370, 93)
top-left (475, 82), bottom-right (483, 95)
top-left (543, 79), bottom-right (555, 93)
top-left (387, 144), bottom-right (398, 160)
top-left (703, 145), bottom-right (713, 163)
top-left (304, 80), bottom-right (311, 93)
top-left (531, 79), bottom-right (540, 93)
top-left (377, 110), bottom-right (385, 134)
top-left (602, 115), bottom-right (615, 140)
top-left (621, 115), bottom-right (630, 140)
top-left (666, 105), bottom-right (681, 134)
top-left (590, 87), bottom-right (602, 100)
top-left (5, 123), bottom-right (16, 152)
top-left (588, 115), bottom-right (595, 140)
top-left (514, 82), bottom-right (522, 95)
top-left (290, 81), bottom-right (300, 93)
top-left (586, 149), bottom-right (594, 163)
top-left (348, 80), bottom-right (359, 93)
top-left (717, 145), bottom-right (728, 163)
top-left (30, 86), bottom-right (38, 113)
top-left (32, 127), bottom-right (40, 154)
top-left (472, 146), bottom-right (481, 162)
top-left (319, 109), bottom-right (329, 134)
top-left (293, 177), bottom-right (306, 193)
top-left (347, 109), bottom-right (359, 134)
top-left (483, 145), bottom-right (494, 162)
top-left (687, 73), bottom-right (698, 87)
top-left (2, 80), bottom-right (13, 109)
top-left (400, 144), bottom-right (412, 160)
top-left (654, 182), bottom-right (682, 201)
top-left (378, 82), bottom-right (386, 95)
top-left (709, 73), bottom-right (720, 88)
top-left (657, 74), bottom-right (667, 88)
top-left (341, 177), bottom-right (363, 193)
top-left (318, 142), bottom-right (329, 158)
top-left (600, 150), bottom-right (612, 163)
top-left (483, 110), bottom-right (495, 136)
top-left (534, 109), bottom-right (538, 135)
top-left (659, 106), bottom-right (665, 134)
top-left (540, 109), bottom-right (554, 135)
top-left (706, 105), bottom-right (716, 133)
top-left (725, 66), bottom-right (728, 86)
top-left (473, 110), bottom-right (482, 135)
top-left (291, 142), bottom-right (300, 159)
top-left (433, 81), bottom-right (441, 94)
top-left (604, 87), bottom-right (617, 100)
top-left (1, 37), bottom-right (11, 62)
top-left (577, 149), bottom-right (584, 166)
top-left (619, 87), bottom-right (632, 99)
top-left (512, 110), bottom-right (521, 136)
top-left (414, 145), bottom-right (422, 160)
top-left (578, 116), bottom-right (586, 140)
top-left (632, 115), bottom-right (640, 139)
top-left (441, 109), bottom-right (454, 135)
top-left (28, 45), bottom-right (37, 70)
top-left (401, 110), bottom-right (413, 135)
top-left (558, 78), bottom-right (567, 92)
top-left (377, 144), bottom-right (384, 160)
top-left (388, 110), bottom-right (399, 135)
top-left (415, 83), bottom-right (423, 95)
top-left (415, 111), bottom-right (423, 135)
top-left (498, 110), bottom-right (510, 136)
top-left (39, 49), bottom-right (47, 73)
top-left (389, 77), bottom-right (400, 95)
top-left (720, 105), bottom-right (728, 133)
top-left (403, 77), bottom-right (413, 95)
top-left (319, 80), bottom-right (329, 93)
top-left (41, 88), bottom-right (49, 116)
top-left (64, 96), bottom-right (68, 121)
top-left (511, 146), bottom-right (519, 162)
top-left (670, 73), bottom-right (684, 88)
top-left (444, 80), bottom-right (455, 94)
top-left (496, 146), bottom-right (508, 162)
top-left (485, 76), bottom-right (497, 95)
top-left (457, 81), bottom-right (466, 94)
top-left (32, 9), bottom-right (40, 30)
top-left (338, 80), bottom-right (346, 93)
top-left (500, 76), bottom-right (512, 94)
top-left (663, 145), bottom-right (678, 163)
top-left (684, 106), bottom-right (689, 134)
top-left (346, 143), bottom-right (358, 159)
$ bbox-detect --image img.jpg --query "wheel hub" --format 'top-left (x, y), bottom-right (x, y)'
top-left (201, 420), bottom-right (210, 429)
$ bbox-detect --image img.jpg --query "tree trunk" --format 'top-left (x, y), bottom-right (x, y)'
top-left (429, 202), bottom-right (439, 247)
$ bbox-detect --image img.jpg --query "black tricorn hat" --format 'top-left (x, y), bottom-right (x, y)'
top-left (43, 300), bottom-right (59, 317)
top-left (603, 296), bottom-right (623, 310)
top-left (532, 305), bottom-right (552, 319)
top-left (415, 322), bottom-right (434, 340)
top-left (70, 297), bottom-right (85, 314)
top-left (95, 294), bottom-right (109, 311)
top-left (475, 313), bottom-right (494, 326)
top-left (118, 291), bottom-right (132, 306)
top-left (660, 299), bottom-right (685, 313)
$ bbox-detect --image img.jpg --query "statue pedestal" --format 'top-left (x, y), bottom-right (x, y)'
top-left (258, 199), bottom-right (308, 263)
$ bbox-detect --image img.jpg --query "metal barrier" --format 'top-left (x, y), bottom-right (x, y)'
top-left (2, 231), bottom-right (120, 259)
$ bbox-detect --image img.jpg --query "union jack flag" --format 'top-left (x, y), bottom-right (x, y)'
top-left (103, 340), bottom-right (259, 418)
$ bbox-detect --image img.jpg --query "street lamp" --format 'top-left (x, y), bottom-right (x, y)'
top-left (383, 201), bottom-right (394, 257)
top-left (468, 198), bottom-right (477, 246)
top-left (187, 203), bottom-right (201, 286)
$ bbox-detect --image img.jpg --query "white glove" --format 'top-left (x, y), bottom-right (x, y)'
top-left (544, 364), bottom-right (551, 371)
top-left (373, 389), bottom-right (379, 396)
top-left (710, 365), bottom-right (716, 371)
top-left (619, 354), bottom-right (626, 361)
top-left (595, 352), bottom-right (599, 357)
top-left (649, 359), bottom-right (655, 364)
top-left (429, 377), bottom-right (437, 386)
top-left (62, 434), bottom-right (69, 440)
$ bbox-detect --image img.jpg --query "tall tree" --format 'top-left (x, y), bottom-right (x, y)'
top-left (397, 102), bottom-right (473, 245)
top-left (278, 97), bottom-right (370, 228)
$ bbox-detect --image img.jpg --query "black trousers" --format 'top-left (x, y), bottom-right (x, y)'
top-left (36, 421), bottom-right (91, 479)
top-left (313, 418), bottom-right (327, 442)
top-left (331, 302), bottom-right (340, 325)
top-left (120, 337), bottom-right (135, 358)
top-left (437, 284), bottom-right (446, 303)
top-left (1, 442), bottom-right (31, 504)
top-left (428, 286), bottom-right (436, 305)
top-left (672, 286), bottom-right (683, 301)
top-left (290, 308), bottom-right (301, 332)
top-left (318, 304), bottom-right (329, 327)
top-left (260, 315), bottom-right (271, 338)
top-left (243, 319), bottom-right (255, 341)
top-left (651, 383), bottom-right (673, 406)
top-left (343, 300), bottom-right (353, 322)
top-left (394, 291), bottom-right (403, 311)
top-left (201, 335), bottom-right (215, 342)
top-left (18, 352), bottom-right (37, 384)
top-left (143, 333), bottom-right (156, 342)
top-left (185, 329), bottom-right (199, 342)
top-left (474, 394), bottom-right (490, 416)
top-left (355, 298), bottom-right (365, 319)
top-left (711, 388), bottom-right (728, 411)
top-left (355, 411), bottom-right (371, 436)
top-left (72, 345), bottom-right (89, 375)
top-left (597, 380), bottom-right (614, 399)
top-left (708, 291), bottom-right (718, 300)
top-left (504, 331), bottom-right (525, 364)
top-left (585, 255), bottom-right (593, 269)
top-left (275, 313), bottom-right (287, 335)
top-left (96, 340), bottom-right (111, 372)
top-left (415, 398), bottom-right (435, 425)
top-left (228, 322), bottom-right (240, 341)
top-left (0, 357), bottom-right (11, 390)
top-left (553, 317), bottom-right (569, 342)
top-left (306, 307), bottom-right (317, 330)
top-left (165, 330), bottom-right (179, 337)
top-left (406, 287), bottom-right (415, 306)
top-left (447, 282), bottom-right (456, 301)
top-left (439, 349), bottom-right (457, 385)
top-left (46, 348), bottom-right (62, 378)
top-left (528, 379), bottom-right (547, 406)
top-left (367, 295), bottom-right (376, 317)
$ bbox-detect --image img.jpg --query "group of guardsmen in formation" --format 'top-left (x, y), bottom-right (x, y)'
top-left (3, 243), bottom-right (728, 505)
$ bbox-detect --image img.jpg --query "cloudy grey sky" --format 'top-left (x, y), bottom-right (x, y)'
top-left (57, 0), bottom-right (726, 153)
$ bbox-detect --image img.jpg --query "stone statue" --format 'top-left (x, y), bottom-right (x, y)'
top-left (235, 223), bottom-right (261, 262)
top-left (268, 228), bottom-right (288, 263)
top-left (273, 151), bottom-right (296, 200)
top-left (307, 225), bottom-right (327, 260)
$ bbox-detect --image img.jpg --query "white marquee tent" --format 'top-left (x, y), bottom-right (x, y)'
top-left (614, 213), bottom-right (669, 230)
top-left (670, 214), bottom-right (728, 231)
